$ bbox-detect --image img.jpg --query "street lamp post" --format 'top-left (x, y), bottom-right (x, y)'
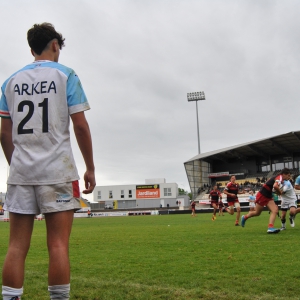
top-left (187, 91), bottom-right (206, 154)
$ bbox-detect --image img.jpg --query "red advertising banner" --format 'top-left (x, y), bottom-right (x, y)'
top-left (136, 185), bottom-right (160, 199)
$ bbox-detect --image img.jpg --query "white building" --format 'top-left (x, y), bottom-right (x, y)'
top-left (0, 193), bottom-right (5, 203)
top-left (93, 179), bottom-right (188, 209)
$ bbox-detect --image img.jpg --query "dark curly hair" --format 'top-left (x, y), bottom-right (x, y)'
top-left (280, 168), bottom-right (290, 175)
top-left (27, 23), bottom-right (65, 55)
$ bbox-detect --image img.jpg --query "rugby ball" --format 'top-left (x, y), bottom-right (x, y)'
top-left (272, 182), bottom-right (284, 194)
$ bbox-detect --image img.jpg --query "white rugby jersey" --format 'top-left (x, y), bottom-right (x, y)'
top-left (281, 180), bottom-right (297, 202)
top-left (0, 60), bottom-right (90, 185)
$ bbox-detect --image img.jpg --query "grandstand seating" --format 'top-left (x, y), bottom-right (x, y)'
top-left (213, 169), bottom-right (300, 193)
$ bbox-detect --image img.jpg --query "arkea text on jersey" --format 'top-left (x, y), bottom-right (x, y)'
top-left (14, 81), bottom-right (57, 95)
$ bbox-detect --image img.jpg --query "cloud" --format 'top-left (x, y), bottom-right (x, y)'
top-left (1, 0), bottom-right (300, 201)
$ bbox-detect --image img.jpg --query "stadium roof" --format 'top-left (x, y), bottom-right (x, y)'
top-left (184, 130), bottom-right (300, 163)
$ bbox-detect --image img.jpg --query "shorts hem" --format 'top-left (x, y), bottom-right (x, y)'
top-left (4, 205), bottom-right (82, 215)
top-left (281, 205), bottom-right (297, 211)
top-left (4, 206), bottom-right (39, 215)
top-left (42, 206), bottom-right (81, 214)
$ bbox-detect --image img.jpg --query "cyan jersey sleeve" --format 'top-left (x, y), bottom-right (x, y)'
top-left (295, 176), bottom-right (300, 186)
top-left (284, 180), bottom-right (291, 188)
top-left (0, 83), bottom-right (11, 118)
top-left (46, 62), bottom-right (90, 115)
top-left (66, 70), bottom-right (90, 115)
top-left (282, 180), bottom-right (293, 194)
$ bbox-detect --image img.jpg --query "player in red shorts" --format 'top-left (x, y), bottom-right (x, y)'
top-left (209, 185), bottom-right (222, 220)
top-left (224, 175), bottom-right (245, 226)
top-left (190, 200), bottom-right (196, 217)
top-left (241, 168), bottom-right (291, 233)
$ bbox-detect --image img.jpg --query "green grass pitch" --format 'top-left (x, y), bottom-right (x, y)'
top-left (0, 211), bottom-right (299, 299)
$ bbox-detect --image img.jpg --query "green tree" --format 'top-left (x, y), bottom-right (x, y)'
top-left (178, 188), bottom-right (186, 195)
top-left (178, 188), bottom-right (192, 200)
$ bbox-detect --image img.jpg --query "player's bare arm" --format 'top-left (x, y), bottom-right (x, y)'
top-left (71, 111), bottom-right (96, 194)
top-left (273, 182), bottom-right (282, 195)
top-left (0, 118), bottom-right (14, 165)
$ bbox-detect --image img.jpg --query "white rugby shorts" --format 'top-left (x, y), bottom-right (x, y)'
top-left (4, 181), bottom-right (81, 214)
top-left (281, 198), bottom-right (297, 211)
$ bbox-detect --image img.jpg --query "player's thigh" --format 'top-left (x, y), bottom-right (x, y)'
top-left (227, 204), bottom-right (235, 214)
top-left (45, 210), bottom-right (74, 248)
top-left (253, 203), bottom-right (264, 215)
top-left (234, 201), bottom-right (240, 210)
top-left (290, 206), bottom-right (296, 214)
top-left (212, 202), bottom-right (218, 209)
top-left (267, 200), bottom-right (278, 212)
top-left (9, 213), bottom-right (35, 251)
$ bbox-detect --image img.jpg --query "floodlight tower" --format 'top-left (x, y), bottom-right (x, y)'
top-left (187, 91), bottom-right (206, 154)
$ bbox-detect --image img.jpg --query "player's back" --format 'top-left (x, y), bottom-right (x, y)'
top-left (1, 61), bottom-right (89, 185)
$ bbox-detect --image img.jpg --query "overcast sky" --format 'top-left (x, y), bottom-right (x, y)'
top-left (1, 0), bottom-right (300, 202)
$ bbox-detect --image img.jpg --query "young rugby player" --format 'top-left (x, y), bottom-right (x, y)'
top-left (280, 177), bottom-right (297, 230)
top-left (209, 185), bottom-right (222, 220)
top-left (0, 23), bottom-right (95, 300)
top-left (241, 168), bottom-right (290, 233)
top-left (223, 175), bottom-right (245, 226)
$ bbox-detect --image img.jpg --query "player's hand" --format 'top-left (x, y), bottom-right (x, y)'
top-left (82, 170), bottom-right (96, 194)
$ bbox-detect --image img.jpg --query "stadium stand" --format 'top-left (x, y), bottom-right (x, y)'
top-left (184, 131), bottom-right (300, 200)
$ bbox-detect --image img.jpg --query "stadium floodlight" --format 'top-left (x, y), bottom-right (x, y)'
top-left (187, 91), bottom-right (205, 102)
top-left (187, 91), bottom-right (206, 154)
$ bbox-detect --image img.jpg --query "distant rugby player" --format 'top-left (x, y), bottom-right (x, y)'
top-left (224, 175), bottom-right (245, 226)
top-left (241, 168), bottom-right (290, 233)
top-left (190, 200), bottom-right (197, 217)
top-left (290, 174), bottom-right (300, 219)
top-left (209, 185), bottom-right (222, 221)
top-left (280, 177), bottom-right (297, 230)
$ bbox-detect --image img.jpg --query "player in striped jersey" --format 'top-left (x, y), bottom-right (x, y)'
top-left (224, 175), bottom-right (245, 226)
top-left (241, 168), bottom-right (290, 233)
top-left (209, 185), bottom-right (222, 220)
